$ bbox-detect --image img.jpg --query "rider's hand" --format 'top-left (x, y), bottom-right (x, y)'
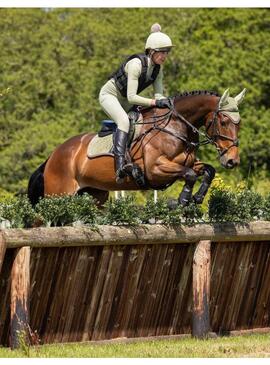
top-left (155, 98), bottom-right (172, 109)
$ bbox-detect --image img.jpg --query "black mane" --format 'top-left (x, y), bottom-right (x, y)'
top-left (174, 90), bottom-right (220, 98)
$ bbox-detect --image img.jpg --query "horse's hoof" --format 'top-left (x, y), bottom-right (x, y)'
top-left (178, 193), bottom-right (191, 207)
top-left (167, 199), bottom-right (178, 210)
top-left (178, 199), bottom-right (190, 207)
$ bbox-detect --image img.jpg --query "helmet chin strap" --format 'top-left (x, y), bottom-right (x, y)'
top-left (149, 49), bottom-right (157, 64)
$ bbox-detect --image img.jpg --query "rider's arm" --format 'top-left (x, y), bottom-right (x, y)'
top-left (126, 58), bottom-right (155, 106)
top-left (153, 68), bottom-right (166, 100)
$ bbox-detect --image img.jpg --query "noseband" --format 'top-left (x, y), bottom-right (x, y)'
top-left (205, 110), bottom-right (239, 157)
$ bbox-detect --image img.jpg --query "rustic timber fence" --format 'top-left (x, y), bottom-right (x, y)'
top-left (1, 221), bottom-right (270, 348)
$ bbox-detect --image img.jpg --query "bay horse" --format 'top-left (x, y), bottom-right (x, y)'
top-left (28, 88), bottom-right (246, 207)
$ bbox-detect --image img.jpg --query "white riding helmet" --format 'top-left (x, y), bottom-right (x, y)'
top-left (145, 23), bottom-right (174, 51)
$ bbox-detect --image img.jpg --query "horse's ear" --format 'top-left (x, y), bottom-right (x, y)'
top-left (234, 88), bottom-right (246, 105)
top-left (219, 89), bottom-right (230, 109)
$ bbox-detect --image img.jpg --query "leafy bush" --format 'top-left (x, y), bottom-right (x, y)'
top-left (208, 188), bottom-right (239, 222)
top-left (0, 195), bottom-right (36, 228)
top-left (141, 198), bottom-right (170, 224)
top-left (141, 198), bottom-right (203, 226)
top-left (35, 194), bottom-right (99, 227)
top-left (261, 194), bottom-right (270, 221)
top-left (236, 189), bottom-right (264, 222)
top-left (0, 188), bottom-right (270, 229)
top-left (101, 195), bottom-right (141, 226)
top-left (208, 186), bottom-right (265, 223)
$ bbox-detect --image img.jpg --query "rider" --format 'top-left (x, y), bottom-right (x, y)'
top-left (99, 23), bottom-right (174, 183)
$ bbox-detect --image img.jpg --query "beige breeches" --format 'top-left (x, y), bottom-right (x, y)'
top-left (99, 89), bottom-right (130, 133)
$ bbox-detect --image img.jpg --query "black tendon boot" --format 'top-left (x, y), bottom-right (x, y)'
top-left (114, 128), bottom-right (129, 184)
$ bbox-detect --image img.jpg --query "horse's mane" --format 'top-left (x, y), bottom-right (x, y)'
top-left (139, 90), bottom-right (220, 118)
top-left (174, 90), bottom-right (220, 99)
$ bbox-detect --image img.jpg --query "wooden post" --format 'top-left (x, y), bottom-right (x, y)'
top-left (10, 246), bottom-right (31, 349)
top-left (0, 232), bottom-right (7, 274)
top-left (192, 240), bottom-right (211, 338)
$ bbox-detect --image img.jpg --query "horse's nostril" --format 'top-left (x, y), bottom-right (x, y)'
top-left (226, 159), bottom-right (237, 168)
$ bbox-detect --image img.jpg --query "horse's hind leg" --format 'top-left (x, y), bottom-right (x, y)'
top-left (77, 187), bottom-right (109, 207)
top-left (44, 170), bottom-right (79, 196)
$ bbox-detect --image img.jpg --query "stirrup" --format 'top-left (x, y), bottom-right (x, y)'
top-left (115, 163), bottom-right (133, 184)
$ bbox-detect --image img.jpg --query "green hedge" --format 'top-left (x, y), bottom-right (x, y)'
top-left (0, 188), bottom-right (270, 228)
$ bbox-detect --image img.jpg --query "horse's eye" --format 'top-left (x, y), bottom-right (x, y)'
top-left (221, 120), bottom-right (226, 127)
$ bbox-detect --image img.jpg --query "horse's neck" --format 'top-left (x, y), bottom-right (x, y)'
top-left (174, 95), bottom-right (219, 127)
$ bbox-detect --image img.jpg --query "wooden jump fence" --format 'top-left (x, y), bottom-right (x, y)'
top-left (1, 221), bottom-right (270, 348)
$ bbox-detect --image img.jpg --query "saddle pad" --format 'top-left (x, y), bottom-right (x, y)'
top-left (87, 133), bottom-right (114, 158)
top-left (87, 117), bottom-right (143, 159)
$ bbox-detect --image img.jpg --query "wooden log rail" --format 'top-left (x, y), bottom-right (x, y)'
top-left (1, 221), bottom-right (270, 347)
top-left (2, 221), bottom-right (270, 248)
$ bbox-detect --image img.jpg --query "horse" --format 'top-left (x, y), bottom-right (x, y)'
top-left (28, 88), bottom-right (246, 207)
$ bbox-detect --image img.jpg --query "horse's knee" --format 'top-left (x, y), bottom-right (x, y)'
top-left (178, 169), bottom-right (198, 206)
top-left (184, 169), bottom-right (197, 186)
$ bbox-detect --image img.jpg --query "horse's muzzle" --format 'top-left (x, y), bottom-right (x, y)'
top-left (221, 158), bottom-right (239, 169)
top-left (226, 159), bottom-right (239, 169)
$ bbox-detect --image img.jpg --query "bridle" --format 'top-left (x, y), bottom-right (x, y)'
top-left (205, 109), bottom-right (240, 157)
top-left (134, 102), bottom-right (240, 157)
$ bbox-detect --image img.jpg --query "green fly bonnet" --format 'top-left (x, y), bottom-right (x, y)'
top-left (218, 88), bottom-right (246, 123)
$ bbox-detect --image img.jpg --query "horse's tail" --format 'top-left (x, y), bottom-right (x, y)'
top-left (27, 159), bottom-right (48, 206)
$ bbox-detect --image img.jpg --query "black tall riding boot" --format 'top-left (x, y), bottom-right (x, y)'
top-left (114, 128), bottom-right (129, 183)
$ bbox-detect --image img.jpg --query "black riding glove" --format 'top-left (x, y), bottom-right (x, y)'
top-left (155, 98), bottom-right (172, 109)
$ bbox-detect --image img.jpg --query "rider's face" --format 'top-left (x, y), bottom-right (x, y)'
top-left (152, 51), bottom-right (169, 65)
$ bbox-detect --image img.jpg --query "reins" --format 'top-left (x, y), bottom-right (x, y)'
top-left (132, 102), bottom-right (239, 156)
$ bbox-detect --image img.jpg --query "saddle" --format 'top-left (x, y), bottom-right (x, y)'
top-left (87, 111), bottom-right (145, 188)
top-left (98, 110), bottom-right (140, 146)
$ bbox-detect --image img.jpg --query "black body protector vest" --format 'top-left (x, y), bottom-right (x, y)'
top-left (109, 53), bottom-right (160, 98)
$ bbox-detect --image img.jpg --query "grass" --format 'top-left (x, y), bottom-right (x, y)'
top-left (0, 333), bottom-right (270, 358)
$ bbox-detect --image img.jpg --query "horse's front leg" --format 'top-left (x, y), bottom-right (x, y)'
top-left (149, 156), bottom-right (198, 207)
top-left (192, 160), bottom-right (216, 204)
top-left (178, 169), bottom-right (198, 206)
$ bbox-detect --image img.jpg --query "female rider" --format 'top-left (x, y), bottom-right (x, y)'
top-left (99, 23), bottom-right (174, 183)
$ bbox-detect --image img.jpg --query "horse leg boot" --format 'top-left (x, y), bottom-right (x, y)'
top-left (114, 128), bottom-right (129, 184)
top-left (178, 169), bottom-right (198, 206)
top-left (193, 165), bottom-right (216, 204)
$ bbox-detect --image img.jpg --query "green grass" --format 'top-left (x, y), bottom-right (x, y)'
top-left (1, 333), bottom-right (270, 358)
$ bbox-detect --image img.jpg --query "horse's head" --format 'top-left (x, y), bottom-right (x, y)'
top-left (205, 88), bottom-right (246, 169)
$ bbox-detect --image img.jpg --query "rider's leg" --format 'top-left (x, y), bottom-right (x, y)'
top-left (99, 93), bottom-right (130, 183)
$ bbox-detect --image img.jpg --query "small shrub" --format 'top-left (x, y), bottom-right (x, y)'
top-left (209, 187), bottom-right (265, 223)
top-left (163, 202), bottom-right (204, 226)
top-left (262, 194), bottom-right (270, 221)
top-left (181, 202), bottom-right (204, 225)
top-left (141, 198), bottom-right (203, 226)
top-left (236, 189), bottom-right (264, 221)
top-left (141, 197), bottom-right (170, 224)
top-left (101, 195), bottom-right (141, 225)
top-left (208, 188), bottom-right (239, 222)
top-left (35, 194), bottom-right (99, 227)
top-left (0, 195), bottom-right (36, 228)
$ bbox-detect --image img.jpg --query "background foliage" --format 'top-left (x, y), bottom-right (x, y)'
top-left (0, 8), bottom-right (269, 195)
